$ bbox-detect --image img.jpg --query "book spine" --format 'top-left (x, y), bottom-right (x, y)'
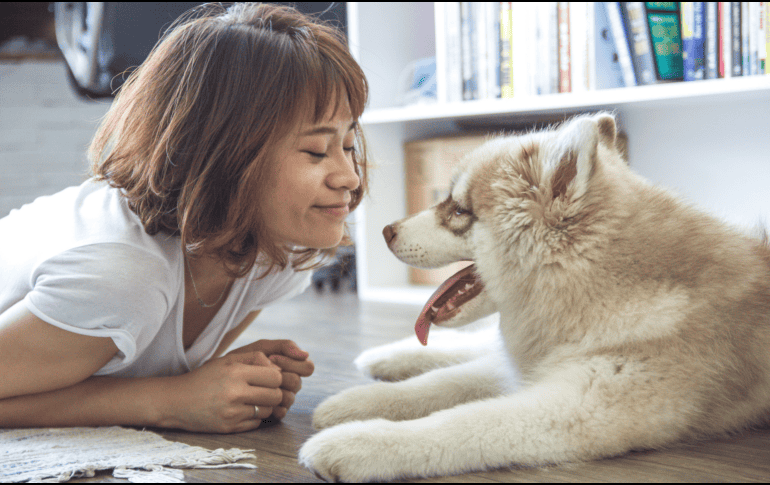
top-left (741, 1), bottom-right (749, 74)
top-left (487, 2), bottom-right (501, 99)
top-left (749, 1), bottom-right (758, 75)
top-left (558, 2), bottom-right (571, 92)
top-left (548, 2), bottom-right (560, 92)
top-left (646, 3), bottom-right (684, 81)
top-left (535, 3), bottom-right (550, 95)
top-left (512, 3), bottom-right (532, 96)
top-left (682, 2), bottom-right (706, 81)
top-left (705, 2), bottom-right (719, 78)
top-left (607, 2), bottom-right (638, 86)
top-left (595, 2), bottom-right (626, 89)
top-left (444, 2), bottom-right (463, 103)
top-left (760, 2), bottom-right (768, 73)
top-left (460, 2), bottom-right (475, 100)
top-left (473, 2), bottom-right (489, 99)
top-left (434, 2), bottom-right (447, 104)
top-left (500, 2), bottom-right (514, 98)
top-left (525, 3), bottom-right (537, 96)
top-left (570, 2), bottom-right (588, 92)
top-left (621, 2), bottom-right (657, 84)
top-left (586, 1), bottom-right (596, 91)
top-left (720, 2), bottom-right (732, 77)
top-left (732, 2), bottom-right (742, 76)
top-left (764, 2), bottom-right (770, 74)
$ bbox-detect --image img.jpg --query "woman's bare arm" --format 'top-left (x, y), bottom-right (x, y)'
top-left (0, 302), bottom-right (283, 432)
top-left (0, 300), bottom-right (119, 400)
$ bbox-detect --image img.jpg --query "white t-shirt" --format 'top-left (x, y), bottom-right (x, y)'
top-left (0, 179), bottom-right (311, 378)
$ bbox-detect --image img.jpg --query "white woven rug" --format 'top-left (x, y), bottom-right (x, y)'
top-left (0, 426), bottom-right (257, 483)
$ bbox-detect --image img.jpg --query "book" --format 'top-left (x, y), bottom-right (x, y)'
top-left (570, 2), bottom-right (588, 92)
top-left (486, 2), bottom-right (501, 99)
top-left (535, 3), bottom-right (559, 95)
top-left (646, 2), bottom-right (684, 81)
top-left (443, 2), bottom-right (463, 103)
top-left (473, 2), bottom-right (489, 99)
top-left (761, 1), bottom-right (768, 73)
top-left (558, 2), bottom-right (571, 92)
top-left (595, 2), bottom-right (628, 88)
top-left (461, 2), bottom-right (476, 100)
top-left (733, 1), bottom-right (743, 76)
top-left (719, 2), bottom-right (732, 78)
top-left (763, 2), bottom-right (770, 74)
top-left (621, 2), bottom-right (658, 84)
top-left (682, 2), bottom-right (706, 81)
top-left (500, 2), bottom-right (514, 98)
top-left (607, 2), bottom-right (639, 86)
top-left (705, 2), bottom-right (719, 79)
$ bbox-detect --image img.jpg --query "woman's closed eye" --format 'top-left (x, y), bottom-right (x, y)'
top-left (304, 147), bottom-right (356, 159)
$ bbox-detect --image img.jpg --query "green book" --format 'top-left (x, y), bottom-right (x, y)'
top-left (645, 2), bottom-right (684, 80)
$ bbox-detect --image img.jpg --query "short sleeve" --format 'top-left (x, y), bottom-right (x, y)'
top-left (24, 243), bottom-right (174, 372)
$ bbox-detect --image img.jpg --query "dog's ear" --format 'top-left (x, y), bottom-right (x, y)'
top-left (550, 113), bottom-right (615, 200)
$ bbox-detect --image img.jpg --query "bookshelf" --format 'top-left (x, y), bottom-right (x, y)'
top-left (347, 2), bottom-right (770, 305)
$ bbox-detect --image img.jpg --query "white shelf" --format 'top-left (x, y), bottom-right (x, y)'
top-left (362, 76), bottom-right (770, 125)
top-left (349, 2), bottom-right (770, 304)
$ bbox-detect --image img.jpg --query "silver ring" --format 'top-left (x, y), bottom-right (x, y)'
top-left (254, 405), bottom-right (260, 419)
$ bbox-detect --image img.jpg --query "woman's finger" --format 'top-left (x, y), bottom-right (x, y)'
top-left (269, 354), bottom-right (315, 377)
top-left (279, 387), bottom-right (296, 409)
top-left (279, 371), bottom-right (302, 393)
top-left (241, 384), bottom-right (283, 408)
top-left (271, 406), bottom-right (288, 420)
top-left (240, 363), bottom-right (283, 389)
top-left (229, 418), bottom-right (263, 434)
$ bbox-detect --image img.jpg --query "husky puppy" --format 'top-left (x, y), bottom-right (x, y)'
top-left (299, 113), bottom-right (770, 482)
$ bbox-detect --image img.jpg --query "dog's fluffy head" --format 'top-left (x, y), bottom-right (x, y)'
top-left (460, 112), bottom-right (629, 269)
top-left (385, 113), bottom-right (634, 343)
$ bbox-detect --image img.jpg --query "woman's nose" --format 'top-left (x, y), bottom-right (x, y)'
top-left (327, 151), bottom-right (360, 192)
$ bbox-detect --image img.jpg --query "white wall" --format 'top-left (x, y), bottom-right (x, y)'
top-left (0, 61), bottom-right (112, 218)
top-left (623, 93), bottom-right (770, 231)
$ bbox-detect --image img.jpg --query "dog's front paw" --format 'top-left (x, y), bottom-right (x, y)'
top-left (312, 382), bottom-right (397, 429)
top-left (354, 343), bottom-right (428, 381)
top-left (299, 419), bottom-right (417, 482)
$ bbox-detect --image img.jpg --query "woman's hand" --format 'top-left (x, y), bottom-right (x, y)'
top-left (161, 351), bottom-right (284, 433)
top-left (226, 339), bottom-right (315, 420)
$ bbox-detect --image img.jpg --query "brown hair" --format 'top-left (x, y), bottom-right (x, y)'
top-left (89, 2), bottom-right (369, 277)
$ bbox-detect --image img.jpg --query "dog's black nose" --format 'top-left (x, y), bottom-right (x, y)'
top-left (383, 224), bottom-right (397, 245)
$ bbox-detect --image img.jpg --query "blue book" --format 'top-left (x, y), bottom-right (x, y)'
top-left (682, 2), bottom-right (706, 81)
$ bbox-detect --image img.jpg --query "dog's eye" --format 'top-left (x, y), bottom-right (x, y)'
top-left (455, 206), bottom-right (471, 217)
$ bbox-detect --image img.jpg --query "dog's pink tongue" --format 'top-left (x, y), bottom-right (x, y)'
top-left (415, 264), bottom-right (477, 346)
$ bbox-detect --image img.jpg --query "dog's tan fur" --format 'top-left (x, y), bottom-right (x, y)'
top-left (299, 113), bottom-right (770, 482)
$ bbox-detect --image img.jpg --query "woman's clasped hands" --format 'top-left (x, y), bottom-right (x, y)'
top-left (163, 339), bottom-right (314, 433)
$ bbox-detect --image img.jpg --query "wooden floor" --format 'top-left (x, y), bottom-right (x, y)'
top-left (76, 288), bottom-right (770, 483)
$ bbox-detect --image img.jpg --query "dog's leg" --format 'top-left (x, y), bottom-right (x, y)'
top-left (312, 349), bottom-right (516, 430)
top-left (300, 356), bottom-right (695, 482)
top-left (355, 317), bottom-right (500, 381)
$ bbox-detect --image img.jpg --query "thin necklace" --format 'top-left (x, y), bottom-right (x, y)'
top-left (185, 255), bottom-right (230, 308)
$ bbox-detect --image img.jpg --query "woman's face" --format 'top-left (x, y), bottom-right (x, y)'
top-left (261, 98), bottom-right (360, 249)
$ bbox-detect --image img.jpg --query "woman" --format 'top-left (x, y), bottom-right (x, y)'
top-left (0, 3), bottom-right (368, 434)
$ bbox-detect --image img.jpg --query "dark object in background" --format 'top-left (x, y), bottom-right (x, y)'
top-left (53, 2), bottom-right (347, 100)
top-left (0, 3), bottom-right (60, 60)
top-left (312, 246), bottom-right (356, 293)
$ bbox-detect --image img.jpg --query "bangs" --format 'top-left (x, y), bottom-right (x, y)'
top-left (282, 24), bottom-right (367, 127)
